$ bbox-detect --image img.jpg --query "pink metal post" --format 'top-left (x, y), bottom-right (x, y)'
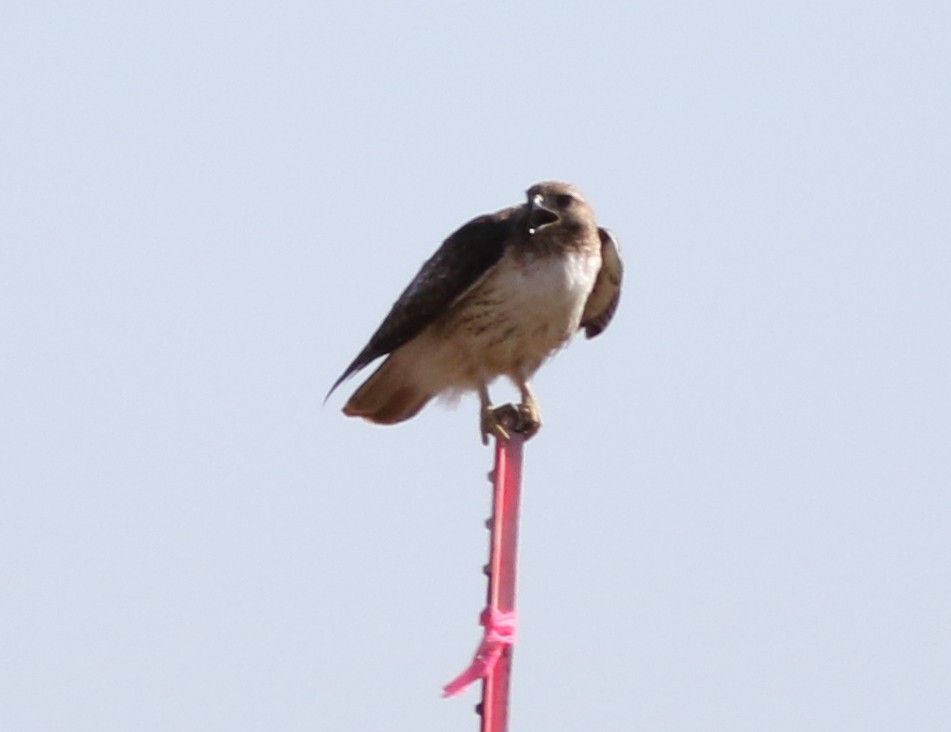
top-left (480, 432), bottom-right (524, 732)
top-left (443, 424), bottom-right (526, 732)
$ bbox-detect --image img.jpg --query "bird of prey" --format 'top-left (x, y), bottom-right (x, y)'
top-left (327, 181), bottom-right (622, 444)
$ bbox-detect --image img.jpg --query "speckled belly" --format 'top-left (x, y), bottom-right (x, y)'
top-left (435, 249), bottom-right (601, 386)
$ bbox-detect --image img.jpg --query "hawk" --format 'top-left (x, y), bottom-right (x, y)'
top-left (328, 181), bottom-right (622, 443)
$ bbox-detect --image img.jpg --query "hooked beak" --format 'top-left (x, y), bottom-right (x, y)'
top-left (527, 193), bottom-right (559, 235)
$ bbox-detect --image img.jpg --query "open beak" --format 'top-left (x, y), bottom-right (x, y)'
top-left (527, 193), bottom-right (560, 234)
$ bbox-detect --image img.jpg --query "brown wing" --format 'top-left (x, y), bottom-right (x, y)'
top-left (327, 207), bottom-right (520, 398)
top-left (580, 227), bottom-right (623, 338)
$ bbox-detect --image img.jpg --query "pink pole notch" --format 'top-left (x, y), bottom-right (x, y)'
top-left (444, 419), bottom-right (526, 732)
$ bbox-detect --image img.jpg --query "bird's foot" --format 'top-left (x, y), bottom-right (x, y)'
top-left (513, 401), bottom-right (542, 439)
top-left (481, 404), bottom-right (512, 446)
top-left (480, 402), bottom-right (542, 445)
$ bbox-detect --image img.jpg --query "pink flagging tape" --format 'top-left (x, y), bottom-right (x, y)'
top-left (442, 609), bottom-right (518, 697)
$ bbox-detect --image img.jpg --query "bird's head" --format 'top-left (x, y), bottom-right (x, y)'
top-left (525, 181), bottom-right (590, 236)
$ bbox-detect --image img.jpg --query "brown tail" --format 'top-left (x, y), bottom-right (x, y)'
top-left (342, 353), bottom-right (434, 425)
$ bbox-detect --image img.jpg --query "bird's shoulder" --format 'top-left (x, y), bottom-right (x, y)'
top-left (406, 205), bottom-right (521, 300)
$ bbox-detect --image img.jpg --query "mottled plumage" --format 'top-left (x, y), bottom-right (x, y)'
top-left (328, 181), bottom-right (622, 442)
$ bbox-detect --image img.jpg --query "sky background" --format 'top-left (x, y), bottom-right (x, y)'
top-left (2, 1), bottom-right (950, 730)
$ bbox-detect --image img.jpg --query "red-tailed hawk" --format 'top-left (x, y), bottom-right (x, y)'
top-left (328, 181), bottom-right (622, 443)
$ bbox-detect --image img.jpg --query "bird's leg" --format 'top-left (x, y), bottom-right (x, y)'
top-left (479, 384), bottom-right (518, 445)
top-left (514, 379), bottom-right (543, 439)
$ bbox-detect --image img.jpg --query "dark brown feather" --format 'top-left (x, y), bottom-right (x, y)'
top-left (327, 207), bottom-right (519, 398)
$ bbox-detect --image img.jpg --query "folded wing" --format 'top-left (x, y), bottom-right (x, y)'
top-left (327, 208), bottom-right (519, 397)
top-left (580, 227), bottom-right (623, 339)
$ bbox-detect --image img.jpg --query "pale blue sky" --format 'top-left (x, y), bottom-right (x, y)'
top-left (2, 2), bottom-right (950, 730)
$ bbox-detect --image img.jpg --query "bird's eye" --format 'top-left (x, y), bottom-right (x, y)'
top-left (555, 194), bottom-right (574, 208)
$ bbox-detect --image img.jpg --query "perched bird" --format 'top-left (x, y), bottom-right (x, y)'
top-left (327, 181), bottom-right (622, 443)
